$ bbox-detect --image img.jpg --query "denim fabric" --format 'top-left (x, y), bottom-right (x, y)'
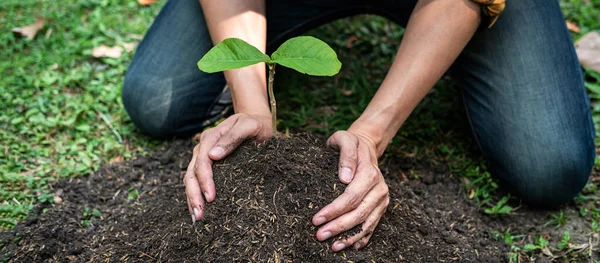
top-left (122, 0), bottom-right (595, 206)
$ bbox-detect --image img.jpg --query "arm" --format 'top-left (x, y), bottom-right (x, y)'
top-left (314, 0), bottom-right (482, 251)
top-left (200, 0), bottom-right (270, 116)
top-left (351, 0), bottom-right (481, 155)
top-left (186, 0), bottom-right (272, 223)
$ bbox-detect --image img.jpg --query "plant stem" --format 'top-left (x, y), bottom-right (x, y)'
top-left (267, 63), bottom-right (277, 136)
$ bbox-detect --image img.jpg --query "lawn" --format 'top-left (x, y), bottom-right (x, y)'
top-left (1, 0), bottom-right (600, 261)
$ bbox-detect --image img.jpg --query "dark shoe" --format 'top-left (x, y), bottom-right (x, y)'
top-left (201, 84), bottom-right (234, 128)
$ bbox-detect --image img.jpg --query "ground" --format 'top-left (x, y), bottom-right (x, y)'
top-left (1, 0), bottom-right (600, 262)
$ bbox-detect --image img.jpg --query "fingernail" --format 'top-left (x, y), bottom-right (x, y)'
top-left (314, 216), bottom-right (326, 225)
top-left (209, 146), bottom-right (224, 157)
top-left (353, 243), bottom-right (361, 250)
top-left (340, 167), bottom-right (353, 182)
top-left (193, 207), bottom-right (200, 221)
top-left (334, 242), bottom-right (346, 251)
top-left (322, 231), bottom-right (332, 240)
top-left (191, 214), bottom-right (196, 224)
top-left (203, 192), bottom-right (209, 201)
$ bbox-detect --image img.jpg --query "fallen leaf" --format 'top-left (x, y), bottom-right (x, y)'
top-left (346, 35), bottom-right (358, 48)
top-left (138, 0), bottom-right (158, 5)
top-left (575, 31), bottom-right (600, 73)
top-left (54, 189), bottom-right (63, 204)
top-left (400, 172), bottom-right (408, 181)
top-left (109, 156), bottom-right (124, 164)
top-left (12, 17), bottom-right (45, 40)
top-left (566, 20), bottom-right (581, 33)
top-left (122, 42), bottom-right (137, 52)
top-left (341, 88), bottom-right (353, 96)
top-left (92, 45), bottom-right (124, 58)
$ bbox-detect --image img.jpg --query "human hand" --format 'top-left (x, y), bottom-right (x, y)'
top-left (312, 130), bottom-right (390, 251)
top-left (184, 112), bottom-right (272, 223)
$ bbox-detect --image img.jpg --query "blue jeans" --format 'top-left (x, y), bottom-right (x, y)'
top-left (122, 0), bottom-right (595, 206)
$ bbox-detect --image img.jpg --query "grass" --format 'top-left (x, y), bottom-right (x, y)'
top-left (0, 0), bottom-right (164, 229)
top-left (1, 0), bottom-right (600, 260)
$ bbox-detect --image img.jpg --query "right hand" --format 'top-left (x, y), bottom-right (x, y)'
top-left (184, 112), bottom-right (272, 223)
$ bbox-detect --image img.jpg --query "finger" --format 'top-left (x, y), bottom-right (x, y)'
top-left (194, 131), bottom-right (221, 203)
top-left (315, 182), bottom-right (387, 241)
top-left (193, 116), bottom-right (240, 201)
top-left (184, 147), bottom-right (205, 222)
top-left (208, 117), bottom-right (262, 161)
top-left (353, 232), bottom-right (373, 250)
top-left (312, 162), bottom-right (381, 226)
top-left (327, 131), bottom-right (358, 184)
top-left (331, 199), bottom-right (387, 252)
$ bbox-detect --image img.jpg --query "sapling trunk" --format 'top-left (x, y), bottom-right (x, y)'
top-left (267, 63), bottom-right (277, 136)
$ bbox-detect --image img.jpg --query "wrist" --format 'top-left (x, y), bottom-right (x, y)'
top-left (225, 64), bottom-right (271, 116)
top-left (349, 113), bottom-right (396, 157)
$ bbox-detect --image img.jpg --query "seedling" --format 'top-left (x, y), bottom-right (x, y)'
top-left (81, 207), bottom-right (101, 227)
top-left (484, 196), bottom-right (513, 215)
top-left (557, 231), bottom-right (571, 250)
top-left (197, 36), bottom-right (341, 135)
top-left (545, 210), bottom-right (569, 228)
top-left (522, 235), bottom-right (549, 253)
top-left (127, 187), bottom-right (139, 200)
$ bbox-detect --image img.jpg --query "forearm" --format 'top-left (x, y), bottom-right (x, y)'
top-left (200, 0), bottom-right (270, 115)
top-left (350, 0), bottom-right (481, 156)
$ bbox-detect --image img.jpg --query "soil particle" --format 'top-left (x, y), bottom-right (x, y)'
top-left (1, 134), bottom-right (508, 262)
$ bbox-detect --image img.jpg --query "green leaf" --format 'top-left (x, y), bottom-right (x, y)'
top-left (522, 244), bottom-right (538, 252)
top-left (498, 205), bottom-right (513, 214)
top-left (197, 38), bottom-right (271, 73)
top-left (271, 36), bottom-right (341, 76)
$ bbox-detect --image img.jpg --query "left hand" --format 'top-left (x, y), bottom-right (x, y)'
top-left (312, 130), bottom-right (390, 251)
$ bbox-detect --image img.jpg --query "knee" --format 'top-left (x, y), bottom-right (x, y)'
top-left (122, 73), bottom-right (176, 138)
top-left (495, 139), bottom-right (595, 207)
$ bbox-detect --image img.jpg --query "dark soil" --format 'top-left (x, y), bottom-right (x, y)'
top-left (0, 134), bottom-right (514, 262)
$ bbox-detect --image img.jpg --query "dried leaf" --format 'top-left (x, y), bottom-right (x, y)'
top-left (138, 0), bottom-right (158, 5)
top-left (346, 35), bottom-right (358, 48)
top-left (12, 17), bottom-right (45, 40)
top-left (575, 31), bottom-right (600, 74)
top-left (109, 156), bottom-right (124, 164)
top-left (92, 45), bottom-right (124, 58)
top-left (122, 42), bottom-right (137, 52)
top-left (566, 20), bottom-right (581, 33)
top-left (54, 189), bottom-right (63, 204)
top-left (341, 88), bottom-right (353, 96)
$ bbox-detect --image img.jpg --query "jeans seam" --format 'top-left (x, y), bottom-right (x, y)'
top-left (459, 87), bottom-right (486, 158)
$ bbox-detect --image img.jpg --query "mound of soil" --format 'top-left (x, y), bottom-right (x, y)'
top-left (0, 134), bottom-right (508, 262)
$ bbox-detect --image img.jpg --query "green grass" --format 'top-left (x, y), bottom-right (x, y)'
top-left (0, 0), bottom-right (164, 229)
top-left (1, 0), bottom-right (600, 261)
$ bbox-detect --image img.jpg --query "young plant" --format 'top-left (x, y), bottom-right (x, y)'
top-left (197, 36), bottom-right (342, 136)
top-left (522, 235), bottom-right (549, 254)
top-left (484, 195), bottom-right (513, 215)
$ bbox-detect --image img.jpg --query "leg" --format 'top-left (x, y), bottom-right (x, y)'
top-left (266, 0), bottom-right (417, 51)
top-left (451, 0), bottom-right (595, 206)
top-left (123, 0), bottom-right (226, 138)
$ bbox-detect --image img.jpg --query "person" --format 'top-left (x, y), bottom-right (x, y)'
top-left (122, 0), bottom-right (595, 251)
